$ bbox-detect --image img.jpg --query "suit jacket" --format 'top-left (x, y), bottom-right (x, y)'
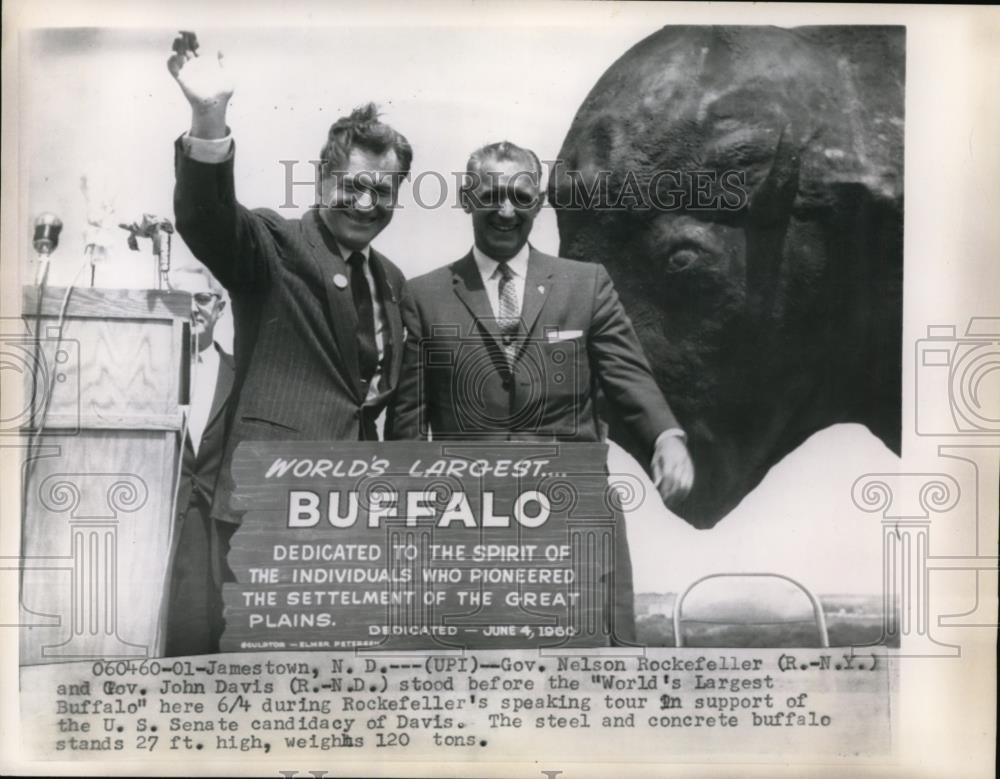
top-left (174, 138), bottom-right (407, 523)
top-left (387, 247), bottom-right (679, 457)
top-left (177, 346), bottom-right (236, 516)
top-left (165, 345), bottom-right (234, 655)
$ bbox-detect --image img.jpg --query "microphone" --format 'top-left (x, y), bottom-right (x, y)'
top-left (32, 213), bottom-right (63, 256)
top-left (119, 214), bottom-right (176, 289)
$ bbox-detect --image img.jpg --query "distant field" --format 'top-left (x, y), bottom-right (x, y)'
top-left (635, 592), bottom-right (898, 647)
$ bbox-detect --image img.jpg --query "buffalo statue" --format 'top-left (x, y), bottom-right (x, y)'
top-left (552, 26), bottom-right (904, 527)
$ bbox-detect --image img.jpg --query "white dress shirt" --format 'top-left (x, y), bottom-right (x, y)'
top-left (472, 244), bottom-right (530, 317)
top-left (182, 132), bottom-right (233, 164)
top-left (182, 132), bottom-right (387, 401)
top-left (188, 342), bottom-right (220, 455)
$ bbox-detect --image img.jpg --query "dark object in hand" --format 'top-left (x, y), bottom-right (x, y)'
top-left (172, 31), bottom-right (199, 58)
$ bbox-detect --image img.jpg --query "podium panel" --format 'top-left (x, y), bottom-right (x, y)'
top-left (19, 287), bottom-right (189, 665)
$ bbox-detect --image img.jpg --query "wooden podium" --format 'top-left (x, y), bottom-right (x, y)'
top-left (19, 286), bottom-right (190, 665)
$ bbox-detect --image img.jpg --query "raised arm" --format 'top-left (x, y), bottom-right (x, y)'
top-left (167, 33), bottom-right (273, 291)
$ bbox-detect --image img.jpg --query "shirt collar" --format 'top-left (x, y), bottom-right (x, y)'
top-left (196, 340), bottom-right (221, 362)
top-left (336, 241), bottom-right (370, 263)
top-left (473, 243), bottom-right (531, 283)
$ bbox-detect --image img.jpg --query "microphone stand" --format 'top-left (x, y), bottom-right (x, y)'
top-left (33, 251), bottom-right (51, 288)
top-left (119, 215), bottom-right (175, 290)
top-left (85, 245), bottom-right (97, 288)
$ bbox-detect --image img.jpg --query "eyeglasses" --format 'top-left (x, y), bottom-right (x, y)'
top-left (192, 292), bottom-right (221, 305)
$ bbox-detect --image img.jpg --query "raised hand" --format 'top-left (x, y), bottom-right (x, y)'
top-left (166, 32), bottom-right (232, 139)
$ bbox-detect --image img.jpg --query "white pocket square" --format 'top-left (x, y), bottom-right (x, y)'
top-left (546, 329), bottom-right (583, 342)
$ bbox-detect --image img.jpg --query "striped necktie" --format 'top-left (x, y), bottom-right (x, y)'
top-left (496, 261), bottom-right (520, 364)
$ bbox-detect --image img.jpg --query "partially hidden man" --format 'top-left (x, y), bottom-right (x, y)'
top-left (164, 264), bottom-right (234, 656)
top-left (168, 36), bottom-right (412, 572)
top-left (387, 142), bottom-right (694, 643)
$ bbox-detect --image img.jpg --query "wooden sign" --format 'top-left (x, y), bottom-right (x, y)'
top-left (221, 441), bottom-right (635, 650)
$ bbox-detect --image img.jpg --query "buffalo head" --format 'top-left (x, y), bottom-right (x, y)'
top-left (552, 26), bottom-right (904, 527)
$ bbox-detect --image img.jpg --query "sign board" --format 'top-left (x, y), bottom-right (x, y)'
top-left (222, 442), bottom-right (642, 650)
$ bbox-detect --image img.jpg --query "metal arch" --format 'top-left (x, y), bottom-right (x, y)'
top-left (672, 572), bottom-right (830, 648)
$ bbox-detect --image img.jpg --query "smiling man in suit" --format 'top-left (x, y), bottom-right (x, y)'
top-left (164, 264), bottom-right (235, 656)
top-left (387, 141), bottom-right (694, 642)
top-left (168, 35), bottom-right (410, 541)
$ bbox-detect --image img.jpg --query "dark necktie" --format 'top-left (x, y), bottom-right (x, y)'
top-left (347, 251), bottom-right (378, 386)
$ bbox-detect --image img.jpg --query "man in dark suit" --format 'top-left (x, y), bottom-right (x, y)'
top-left (387, 141), bottom-right (694, 641)
top-left (167, 35), bottom-right (411, 535)
top-left (164, 264), bottom-right (235, 656)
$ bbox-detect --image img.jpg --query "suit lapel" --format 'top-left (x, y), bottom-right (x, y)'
top-left (370, 248), bottom-right (403, 391)
top-left (190, 347), bottom-right (234, 466)
top-left (302, 210), bottom-right (362, 398)
top-left (451, 252), bottom-right (503, 346)
top-left (205, 347), bottom-right (235, 432)
top-left (518, 247), bottom-right (555, 341)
